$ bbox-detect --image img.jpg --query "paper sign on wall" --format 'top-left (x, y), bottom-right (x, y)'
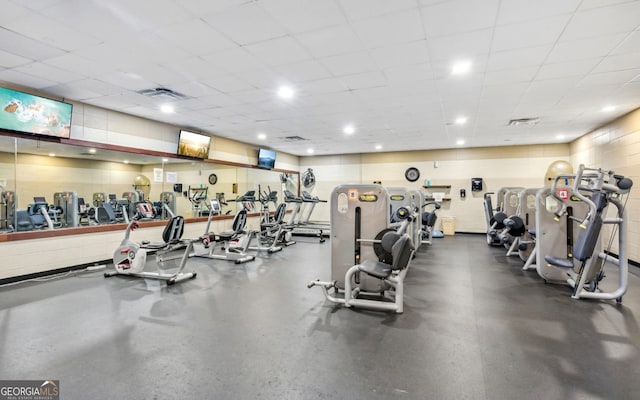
top-left (166, 172), bottom-right (177, 183)
top-left (153, 168), bottom-right (163, 182)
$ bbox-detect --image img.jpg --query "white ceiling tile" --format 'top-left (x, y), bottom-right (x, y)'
top-left (303, 77), bottom-right (348, 94)
top-left (487, 45), bottom-right (553, 71)
top-left (273, 60), bottom-right (333, 83)
top-left (174, 0), bottom-right (248, 16)
top-left (340, 71), bottom-right (387, 90)
top-left (320, 51), bottom-right (378, 77)
top-left (592, 52), bottom-right (640, 73)
top-left (536, 58), bottom-right (602, 81)
top-left (152, 18), bottom-right (237, 56)
top-left (497, 0), bottom-right (580, 25)
top-left (561, 1), bottom-right (640, 41)
top-left (104, 0), bottom-right (193, 30)
top-left (612, 30), bottom-right (640, 55)
top-left (336, 0), bottom-right (418, 21)
top-left (0, 27), bottom-right (66, 61)
top-left (383, 64), bottom-right (434, 84)
top-left (202, 2), bottom-right (287, 45)
top-left (13, 62), bottom-right (84, 85)
top-left (578, 0), bottom-right (638, 10)
top-left (370, 40), bottom-right (429, 70)
top-left (481, 82), bottom-right (530, 100)
top-left (0, 1), bottom-right (32, 25)
top-left (202, 74), bottom-right (255, 94)
top-left (578, 69), bottom-right (640, 86)
top-left (427, 29), bottom-right (492, 62)
top-left (492, 15), bottom-right (571, 52)
top-left (0, 49), bottom-right (32, 68)
top-left (94, 71), bottom-right (155, 92)
top-left (0, 69), bottom-right (58, 89)
top-left (3, 13), bottom-right (101, 51)
top-left (294, 25), bottom-right (364, 58)
top-left (421, 0), bottom-right (500, 37)
top-left (244, 36), bottom-right (313, 67)
top-left (259, 0), bottom-right (347, 34)
top-left (547, 33), bottom-right (627, 63)
top-left (351, 9), bottom-right (425, 48)
top-left (483, 66), bottom-right (539, 86)
top-left (201, 47), bottom-right (266, 74)
top-left (18, 0), bottom-right (64, 11)
top-left (43, 52), bottom-right (116, 77)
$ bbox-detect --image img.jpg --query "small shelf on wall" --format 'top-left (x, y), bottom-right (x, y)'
top-left (422, 185), bottom-right (451, 189)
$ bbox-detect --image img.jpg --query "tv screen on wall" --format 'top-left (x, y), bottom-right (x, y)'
top-left (0, 87), bottom-right (72, 139)
top-left (177, 130), bottom-right (211, 159)
top-left (257, 148), bottom-right (276, 169)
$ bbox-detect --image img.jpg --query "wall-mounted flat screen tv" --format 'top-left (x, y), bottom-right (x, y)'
top-left (177, 130), bottom-right (211, 159)
top-left (0, 87), bottom-right (72, 139)
top-left (257, 148), bottom-right (276, 169)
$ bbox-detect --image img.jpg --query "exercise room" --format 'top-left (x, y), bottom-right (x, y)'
top-left (1, 1), bottom-right (639, 399)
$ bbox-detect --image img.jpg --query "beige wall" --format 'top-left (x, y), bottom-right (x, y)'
top-left (300, 144), bottom-right (571, 233)
top-left (570, 108), bottom-right (640, 263)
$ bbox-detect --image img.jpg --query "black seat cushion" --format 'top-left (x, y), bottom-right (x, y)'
top-left (544, 255), bottom-right (574, 269)
top-left (358, 260), bottom-right (392, 279)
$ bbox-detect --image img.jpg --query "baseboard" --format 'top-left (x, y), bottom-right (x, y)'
top-left (0, 259), bottom-right (112, 286)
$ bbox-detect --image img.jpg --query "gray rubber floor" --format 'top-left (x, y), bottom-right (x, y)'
top-left (1, 234), bottom-right (640, 400)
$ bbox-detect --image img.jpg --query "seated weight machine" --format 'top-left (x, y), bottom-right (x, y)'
top-left (537, 165), bottom-right (633, 302)
top-left (308, 185), bottom-right (416, 313)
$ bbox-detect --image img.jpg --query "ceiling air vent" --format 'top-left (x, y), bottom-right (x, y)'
top-left (508, 117), bottom-right (540, 126)
top-left (282, 135), bottom-right (308, 141)
top-left (136, 87), bottom-right (188, 100)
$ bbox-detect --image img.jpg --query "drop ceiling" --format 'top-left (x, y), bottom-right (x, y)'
top-left (0, 0), bottom-right (639, 156)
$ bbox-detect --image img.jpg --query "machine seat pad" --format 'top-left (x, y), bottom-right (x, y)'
top-left (358, 260), bottom-right (392, 279)
top-left (544, 255), bottom-right (574, 269)
top-left (218, 231), bottom-right (240, 241)
top-left (141, 241), bottom-right (168, 250)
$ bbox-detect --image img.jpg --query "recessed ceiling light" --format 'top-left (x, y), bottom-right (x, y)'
top-left (88, 148), bottom-right (97, 154)
top-left (278, 85), bottom-right (295, 100)
top-left (451, 60), bottom-right (472, 75)
top-left (455, 116), bottom-right (468, 125)
top-left (162, 158), bottom-right (169, 163)
top-left (48, 153), bottom-right (55, 157)
top-left (307, 148), bottom-right (314, 154)
top-left (257, 132), bottom-right (267, 140)
top-left (160, 104), bottom-right (175, 113)
top-left (375, 144), bottom-right (382, 150)
top-left (456, 139), bottom-right (465, 146)
top-left (123, 160), bottom-right (129, 164)
top-left (601, 105), bottom-right (616, 112)
top-left (343, 124), bottom-right (355, 134)
top-left (556, 134), bottom-right (565, 140)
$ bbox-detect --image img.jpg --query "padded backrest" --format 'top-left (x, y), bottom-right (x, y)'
top-left (15, 210), bottom-right (34, 231)
top-left (380, 231), bottom-right (401, 254)
top-left (422, 211), bottom-right (437, 227)
top-left (274, 203), bottom-right (287, 223)
top-left (573, 216), bottom-right (602, 262)
top-left (162, 216), bottom-right (184, 243)
top-left (391, 234), bottom-right (415, 271)
top-left (231, 209), bottom-right (247, 232)
top-left (100, 203), bottom-right (116, 222)
top-left (484, 194), bottom-right (494, 218)
top-left (573, 193), bottom-right (607, 262)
